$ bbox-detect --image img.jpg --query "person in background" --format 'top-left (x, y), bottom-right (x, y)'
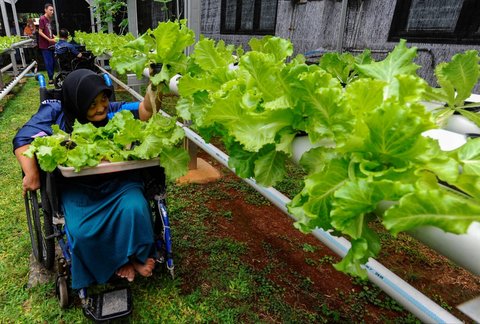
top-left (23, 18), bottom-right (36, 36)
top-left (55, 28), bottom-right (82, 58)
top-left (38, 3), bottom-right (56, 85)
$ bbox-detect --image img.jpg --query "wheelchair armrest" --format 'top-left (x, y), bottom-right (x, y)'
top-left (22, 167), bottom-right (62, 216)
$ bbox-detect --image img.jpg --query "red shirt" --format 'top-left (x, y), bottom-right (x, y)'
top-left (38, 15), bottom-right (52, 49)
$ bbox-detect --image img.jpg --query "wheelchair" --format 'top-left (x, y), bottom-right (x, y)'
top-left (53, 47), bottom-right (97, 89)
top-left (24, 74), bottom-right (174, 321)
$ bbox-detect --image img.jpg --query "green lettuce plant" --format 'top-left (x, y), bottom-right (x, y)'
top-left (74, 31), bottom-right (135, 56)
top-left (110, 19), bottom-right (195, 88)
top-left (177, 35), bottom-right (480, 278)
top-left (25, 110), bottom-right (189, 181)
top-left (0, 35), bottom-right (22, 52)
top-left (69, 21), bottom-right (480, 278)
top-left (424, 50), bottom-right (480, 127)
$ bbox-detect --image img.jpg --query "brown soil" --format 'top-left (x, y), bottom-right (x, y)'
top-left (179, 150), bottom-right (480, 323)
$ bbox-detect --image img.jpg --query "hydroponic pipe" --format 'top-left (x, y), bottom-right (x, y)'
top-left (444, 94), bottom-right (480, 135)
top-left (11, 38), bottom-right (34, 49)
top-left (1, 63), bottom-right (12, 73)
top-left (0, 60), bottom-right (36, 101)
top-left (142, 68), bottom-right (181, 95)
top-left (294, 130), bottom-right (480, 276)
top-left (422, 94), bottom-right (480, 136)
top-left (97, 66), bottom-right (461, 323)
top-left (180, 127), bottom-right (462, 324)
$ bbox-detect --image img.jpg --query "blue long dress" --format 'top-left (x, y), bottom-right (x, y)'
top-left (13, 99), bottom-right (155, 289)
top-left (59, 171), bottom-right (154, 288)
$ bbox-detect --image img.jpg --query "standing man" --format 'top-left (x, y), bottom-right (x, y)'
top-left (38, 3), bottom-right (56, 85)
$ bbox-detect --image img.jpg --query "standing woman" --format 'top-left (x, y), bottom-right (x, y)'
top-left (23, 18), bottom-right (37, 62)
top-left (23, 18), bottom-right (36, 36)
top-left (38, 3), bottom-right (56, 85)
top-left (13, 69), bottom-right (159, 288)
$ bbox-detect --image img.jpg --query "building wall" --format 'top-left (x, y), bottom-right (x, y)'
top-left (200, 0), bottom-right (480, 92)
top-left (201, 0), bottom-right (252, 47)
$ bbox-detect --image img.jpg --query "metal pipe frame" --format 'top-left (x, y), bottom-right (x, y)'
top-left (0, 60), bottom-right (36, 101)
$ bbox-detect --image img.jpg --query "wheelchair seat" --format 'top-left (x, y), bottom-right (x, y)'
top-left (53, 50), bottom-right (98, 89)
top-left (56, 51), bottom-right (76, 71)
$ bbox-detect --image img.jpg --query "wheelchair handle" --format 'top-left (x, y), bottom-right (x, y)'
top-left (102, 74), bottom-right (112, 87)
top-left (37, 74), bottom-right (46, 88)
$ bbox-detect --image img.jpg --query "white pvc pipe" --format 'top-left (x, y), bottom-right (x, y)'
top-left (295, 129), bottom-right (480, 277)
top-left (11, 39), bottom-right (34, 48)
top-left (467, 94), bottom-right (480, 102)
top-left (422, 94), bottom-right (480, 136)
top-left (142, 67), bottom-right (181, 95)
top-left (445, 115), bottom-right (480, 135)
top-left (1, 62), bottom-right (12, 73)
top-left (0, 60), bottom-right (36, 101)
top-left (9, 0), bottom-right (26, 68)
top-left (422, 129), bottom-right (467, 150)
top-left (408, 223), bottom-right (480, 276)
top-left (0, 40), bottom-right (33, 73)
top-left (181, 127), bottom-right (462, 324)
top-left (96, 64), bottom-right (143, 101)
top-left (97, 66), bottom-right (462, 323)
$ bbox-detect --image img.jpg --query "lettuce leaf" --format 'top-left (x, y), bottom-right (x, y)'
top-left (26, 110), bottom-right (188, 181)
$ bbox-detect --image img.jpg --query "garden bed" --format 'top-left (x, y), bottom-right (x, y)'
top-left (171, 150), bottom-right (480, 322)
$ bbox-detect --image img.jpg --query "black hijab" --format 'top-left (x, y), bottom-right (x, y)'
top-left (62, 69), bottom-right (112, 133)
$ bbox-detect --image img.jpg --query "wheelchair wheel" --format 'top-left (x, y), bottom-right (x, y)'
top-left (54, 72), bottom-right (68, 89)
top-left (56, 275), bottom-right (69, 308)
top-left (153, 200), bottom-right (174, 279)
top-left (24, 190), bottom-right (55, 270)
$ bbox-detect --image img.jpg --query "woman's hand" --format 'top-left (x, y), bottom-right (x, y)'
top-left (139, 84), bottom-right (163, 121)
top-left (22, 171), bottom-right (40, 196)
top-left (14, 145), bottom-right (41, 196)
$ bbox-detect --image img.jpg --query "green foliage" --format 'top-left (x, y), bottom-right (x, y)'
top-left (0, 35), bottom-right (22, 52)
top-left (318, 49), bottom-right (372, 85)
top-left (176, 32), bottom-right (480, 278)
top-left (1, 75), bottom-right (420, 324)
top-left (91, 0), bottom-right (127, 33)
top-left (21, 20), bottom-right (480, 280)
top-left (302, 243), bottom-right (317, 253)
top-left (111, 20), bottom-right (195, 87)
top-left (25, 110), bottom-right (189, 181)
top-left (425, 50), bottom-right (480, 127)
top-left (74, 31), bottom-right (135, 56)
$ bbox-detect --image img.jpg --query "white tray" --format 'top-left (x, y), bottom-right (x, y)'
top-left (58, 158), bottom-right (160, 177)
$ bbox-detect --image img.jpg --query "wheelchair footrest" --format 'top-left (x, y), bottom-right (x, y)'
top-left (82, 287), bottom-right (132, 322)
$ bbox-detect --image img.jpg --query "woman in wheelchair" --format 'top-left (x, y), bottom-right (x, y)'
top-left (13, 69), bottom-right (160, 287)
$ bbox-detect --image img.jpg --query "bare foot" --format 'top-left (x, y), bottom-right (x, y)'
top-left (132, 258), bottom-right (155, 277)
top-left (116, 263), bottom-right (135, 282)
